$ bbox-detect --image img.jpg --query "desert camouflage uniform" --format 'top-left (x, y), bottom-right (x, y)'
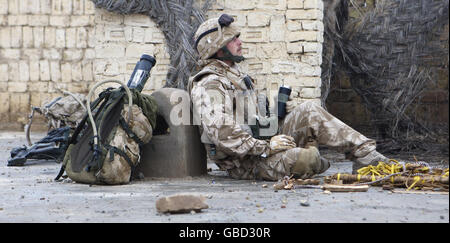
top-left (190, 59), bottom-right (377, 181)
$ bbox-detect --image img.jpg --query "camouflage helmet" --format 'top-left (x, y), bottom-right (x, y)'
top-left (194, 14), bottom-right (241, 60)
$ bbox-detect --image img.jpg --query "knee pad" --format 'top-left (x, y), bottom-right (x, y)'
top-left (291, 146), bottom-right (323, 179)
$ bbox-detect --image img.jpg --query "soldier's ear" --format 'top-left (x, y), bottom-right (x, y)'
top-left (215, 49), bottom-right (224, 58)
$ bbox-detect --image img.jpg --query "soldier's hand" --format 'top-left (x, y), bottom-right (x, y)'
top-left (286, 90), bottom-right (300, 114)
top-left (267, 134), bottom-right (296, 156)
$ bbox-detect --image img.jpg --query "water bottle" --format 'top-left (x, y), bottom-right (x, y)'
top-left (127, 54), bottom-right (157, 92)
top-left (277, 85), bottom-right (291, 119)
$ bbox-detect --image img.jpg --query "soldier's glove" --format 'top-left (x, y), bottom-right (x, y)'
top-left (263, 135), bottom-right (296, 157)
top-left (285, 90), bottom-right (300, 114)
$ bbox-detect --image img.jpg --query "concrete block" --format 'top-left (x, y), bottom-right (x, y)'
top-left (0, 27), bottom-right (10, 48)
top-left (50, 61), bottom-right (61, 81)
top-left (33, 27), bottom-right (44, 48)
top-left (247, 12), bottom-right (270, 27)
top-left (7, 15), bottom-right (28, 25)
top-left (61, 0), bottom-right (72, 15)
top-left (71, 62), bottom-right (82, 81)
top-left (256, 0), bottom-right (287, 10)
top-left (61, 62), bottom-right (72, 82)
top-left (288, 30), bottom-right (319, 42)
top-left (49, 16), bottom-right (70, 27)
top-left (70, 15), bottom-right (91, 26)
top-left (7, 62), bottom-right (18, 81)
top-left (300, 87), bottom-right (321, 98)
top-left (29, 61), bottom-right (40, 81)
top-left (288, 0), bottom-right (304, 9)
top-left (0, 64), bottom-right (8, 81)
top-left (0, 92), bottom-right (9, 114)
top-left (40, 0), bottom-right (51, 14)
top-left (43, 48), bottom-right (62, 60)
top-left (84, 0), bottom-right (96, 15)
top-left (1, 48), bottom-right (20, 59)
top-left (73, 0), bottom-right (84, 15)
top-left (10, 26), bottom-right (22, 47)
top-left (65, 28), bottom-right (77, 48)
top-left (287, 19), bottom-right (302, 31)
top-left (124, 14), bottom-right (153, 27)
top-left (240, 28), bottom-right (268, 43)
top-left (156, 194), bottom-right (208, 213)
top-left (8, 0), bottom-right (19, 14)
top-left (224, 0), bottom-right (255, 10)
top-left (269, 15), bottom-right (286, 42)
top-left (28, 15), bottom-right (49, 26)
top-left (138, 88), bottom-right (207, 178)
top-left (144, 28), bottom-right (165, 44)
top-left (76, 27), bottom-right (87, 48)
top-left (19, 60), bottom-right (29, 81)
top-left (0, 0), bottom-right (7, 14)
top-left (22, 26), bottom-right (33, 48)
top-left (82, 61), bottom-right (93, 81)
top-left (55, 28), bottom-right (65, 48)
top-left (39, 60), bottom-right (50, 81)
top-left (44, 27), bottom-right (56, 48)
top-left (286, 9), bottom-right (322, 20)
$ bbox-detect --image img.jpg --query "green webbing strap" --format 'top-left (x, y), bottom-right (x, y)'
top-left (103, 144), bottom-right (134, 169)
top-left (118, 117), bottom-right (145, 146)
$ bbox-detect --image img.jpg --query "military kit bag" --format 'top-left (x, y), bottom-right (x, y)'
top-left (56, 80), bottom-right (157, 185)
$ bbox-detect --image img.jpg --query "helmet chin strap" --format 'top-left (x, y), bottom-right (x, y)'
top-left (216, 46), bottom-right (245, 63)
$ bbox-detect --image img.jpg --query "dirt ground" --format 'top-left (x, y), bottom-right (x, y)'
top-left (0, 131), bottom-right (448, 223)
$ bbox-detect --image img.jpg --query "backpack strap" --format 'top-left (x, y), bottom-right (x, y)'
top-left (119, 117), bottom-right (145, 146)
top-left (103, 144), bottom-right (134, 169)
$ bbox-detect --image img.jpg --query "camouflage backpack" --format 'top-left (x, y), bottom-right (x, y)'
top-left (56, 82), bottom-right (157, 185)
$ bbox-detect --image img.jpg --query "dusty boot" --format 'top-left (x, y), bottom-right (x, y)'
top-left (352, 150), bottom-right (388, 174)
top-left (291, 146), bottom-right (329, 179)
top-left (319, 156), bottom-right (331, 174)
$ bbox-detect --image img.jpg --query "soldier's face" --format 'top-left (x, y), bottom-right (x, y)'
top-left (226, 36), bottom-right (242, 56)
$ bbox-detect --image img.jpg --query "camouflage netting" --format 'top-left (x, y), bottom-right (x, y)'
top-left (322, 0), bottom-right (449, 154)
top-left (91, 0), bottom-right (211, 90)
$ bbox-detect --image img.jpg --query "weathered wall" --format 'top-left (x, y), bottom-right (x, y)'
top-left (0, 0), bottom-right (96, 130)
top-left (0, 0), bottom-right (325, 130)
top-left (95, 0), bottom-right (325, 105)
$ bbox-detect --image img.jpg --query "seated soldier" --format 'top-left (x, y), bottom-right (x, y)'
top-left (188, 14), bottom-right (388, 181)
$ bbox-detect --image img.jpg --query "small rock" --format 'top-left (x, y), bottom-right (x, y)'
top-left (323, 190), bottom-right (331, 194)
top-left (258, 208), bottom-right (264, 213)
top-left (262, 184), bottom-right (268, 188)
top-left (300, 200), bottom-right (310, 207)
top-left (155, 194), bottom-right (208, 214)
top-left (281, 204), bottom-right (286, 208)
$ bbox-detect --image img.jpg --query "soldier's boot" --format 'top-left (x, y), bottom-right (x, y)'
top-left (351, 150), bottom-right (389, 174)
top-left (291, 146), bottom-right (330, 179)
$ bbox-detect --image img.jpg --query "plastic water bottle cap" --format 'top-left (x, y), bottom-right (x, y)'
top-left (140, 54), bottom-right (156, 66)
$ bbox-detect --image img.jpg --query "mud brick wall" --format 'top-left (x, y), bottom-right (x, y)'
top-left (0, 0), bottom-right (325, 130)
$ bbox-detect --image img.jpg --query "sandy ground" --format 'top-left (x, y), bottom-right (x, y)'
top-left (0, 131), bottom-right (448, 223)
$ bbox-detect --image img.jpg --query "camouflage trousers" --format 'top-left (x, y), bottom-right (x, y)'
top-left (220, 100), bottom-right (376, 181)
